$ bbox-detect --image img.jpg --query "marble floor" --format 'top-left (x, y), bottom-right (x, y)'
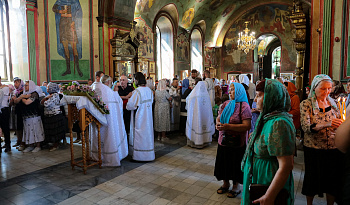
top-left (0, 132), bottom-right (328, 205)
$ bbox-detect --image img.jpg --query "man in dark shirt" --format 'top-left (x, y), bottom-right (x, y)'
top-left (117, 75), bottom-right (133, 134)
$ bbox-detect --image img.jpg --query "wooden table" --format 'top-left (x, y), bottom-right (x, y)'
top-left (67, 104), bottom-right (102, 174)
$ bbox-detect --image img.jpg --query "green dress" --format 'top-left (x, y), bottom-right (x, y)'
top-left (241, 79), bottom-right (296, 205)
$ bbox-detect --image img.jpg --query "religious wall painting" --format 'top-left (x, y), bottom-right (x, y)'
top-left (46, 0), bottom-right (92, 82)
top-left (181, 7), bottom-right (195, 29)
top-left (209, 0), bottom-right (224, 11)
top-left (204, 47), bottom-right (217, 67)
top-left (280, 73), bottom-right (293, 81)
top-left (177, 33), bottom-right (189, 62)
top-left (223, 4), bottom-right (295, 73)
top-left (149, 61), bottom-right (155, 73)
top-left (222, 4), bottom-right (236, 18)
top-left (135, 0), bottom-right (153, 15)
top-left (134, 17), bottom-right (154, 60)
top-left (114, 0), bottom-right (137, 21)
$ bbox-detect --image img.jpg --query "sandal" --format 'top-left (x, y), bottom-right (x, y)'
top-left (227, 190), bottom-right (241, 198)
top-left (217, 186), bottom-right (229, 194)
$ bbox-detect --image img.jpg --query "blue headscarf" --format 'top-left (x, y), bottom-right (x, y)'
top-left (182, 79), bottom-right (189, 95)
top-left (220, 82), bottom-right (249, 124)
top-left (40, 86), bottom-right (49, 96)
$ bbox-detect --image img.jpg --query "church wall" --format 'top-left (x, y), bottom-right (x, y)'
top-left (332, 0), bottom-right (343, 81)
top-left (222, 3), bottom-right (295, 82)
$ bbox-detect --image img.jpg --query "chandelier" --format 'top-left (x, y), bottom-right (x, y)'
top-left (237, 22), bottom-right (256, 54)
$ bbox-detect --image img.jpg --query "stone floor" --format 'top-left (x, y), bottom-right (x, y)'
top-left (0, 132), bottom-right (329, 205)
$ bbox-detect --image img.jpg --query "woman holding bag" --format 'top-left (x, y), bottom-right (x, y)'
top-left (214, 82), bottom-right (251, 198)
top-left (241, 79), bottom-right (295, 205)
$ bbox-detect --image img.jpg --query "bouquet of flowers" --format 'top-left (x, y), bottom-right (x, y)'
top-left (61, 81), bottom-right (110, 114)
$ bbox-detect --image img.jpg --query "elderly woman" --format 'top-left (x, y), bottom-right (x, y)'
top-left (300, 74), bottom-right (344, 205)
top-left (41, 83), bottom-right (66, 151)
top-left (21, 80), bottom-right (45, 153)
top-left (241, 79), bottom-right (295, 205)
top-left (215, 82), bottom-right (251, 198)
top-left (154, 79), bottom-right (172, 141)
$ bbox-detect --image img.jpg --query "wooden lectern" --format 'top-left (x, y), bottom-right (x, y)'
top-left (67, 104), bottom-right (102, 174)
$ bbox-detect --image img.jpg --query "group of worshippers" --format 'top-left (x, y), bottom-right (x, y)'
top-left (0, 77), bottom-right (65, 154)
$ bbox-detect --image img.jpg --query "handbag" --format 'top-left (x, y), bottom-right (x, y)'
top-left (221, 102), bottom-right (243, 147)
top-left (248, 129), bottom-right (291, 205)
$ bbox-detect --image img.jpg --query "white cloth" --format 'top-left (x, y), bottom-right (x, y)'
top-left (60, 96), bottom-right (107, 126)
top-left (169, 86), bottom-right (181, 131)
top-left (0, 87), bottom-right (10, 109)
top-left (90, 83), bottom-right (128, 167)
top-left (23, 116), bottom-right (45, 144)
top-left (204, 78), bottom-right (215, 107)
top-left (248, 82), bottom-right (256, 100)
top-left (126, 86), bottom-right (155, 161)
top-left (239, 75), bottom-right (250, 87)
top-left (185, 81), bottom-right (214, 147)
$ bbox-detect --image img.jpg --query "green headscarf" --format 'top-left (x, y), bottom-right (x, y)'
top-left (241, 79), bottom-right (293, 170)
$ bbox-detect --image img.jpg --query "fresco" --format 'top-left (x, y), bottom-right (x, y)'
top-left (204, 47), bottom-right (217, 67)
top-left (223, 4), bottom-right (295, 73)
top-left (46, 0), bottom-right (91, 82)
top-left (114, 0), bottom-right (137, 21)
top-left (177, 33), bottom-right (190, 62)
top-left (134, 17), bottom-right (154, 60)
top-left (133, 0), bottom-right (253, 47)
top-left (181, 8), bottom-right (195, 29)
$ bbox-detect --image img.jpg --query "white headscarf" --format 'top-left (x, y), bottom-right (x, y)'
top-left (157, 79), bottom-right (167, 91)
top-left (24, 80), bottom-right (37, 95)
top-left (239, 75), bottom-right (250, 87)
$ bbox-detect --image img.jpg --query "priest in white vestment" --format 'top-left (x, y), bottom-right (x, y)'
top-left (90, 71), bottom-right (128, 166)
top-left (204, 70), bottom-right (215, 107)
top-left (186, 81), bottom-right (215, 148)
top-left (126, 72), bottom-right (155, 161)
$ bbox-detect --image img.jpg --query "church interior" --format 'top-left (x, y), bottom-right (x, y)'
top-left (0, 0), bottom-right (346, 204)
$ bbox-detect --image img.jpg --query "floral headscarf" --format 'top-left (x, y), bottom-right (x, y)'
top-left (308, 74), bottom-right (338, 111)
top-left (157, 79), bottom-right (167, 91)
top-left (48, 82), bottom-right (60, 94)
top-left (14, 78), bottom-right (24, 95)
top-left (220, 82), bottom-right (249, 124)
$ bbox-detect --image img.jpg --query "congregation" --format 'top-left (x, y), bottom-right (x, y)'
top-left (1, 70), bottom-right (350, 205)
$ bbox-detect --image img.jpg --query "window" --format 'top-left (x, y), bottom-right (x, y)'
top-left (156, 16), bottom-right (174, 80)
top-left (0, 0), bottom-right (9, 81)
top-left (191, 29), bottom-right (203, 74)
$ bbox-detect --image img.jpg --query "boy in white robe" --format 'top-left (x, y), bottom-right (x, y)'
top-left (127, 72), bottom-right (155, 161)
top-left (186, 81), bottom-right (215, 148)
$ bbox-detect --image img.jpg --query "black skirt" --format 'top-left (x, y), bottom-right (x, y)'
top-left (302, 146), bottom-right (345, 198)
top-left (214, 144), bottom-right (245, 184)
top-left (43, 113), bottom-right (67, 143)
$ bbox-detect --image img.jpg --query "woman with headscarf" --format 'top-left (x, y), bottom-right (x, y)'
top-left (214, 78), bottom-right (222, 99)
top-left (241, 79), bottom-right (295, 205)
top-left (330, 80), bottom-right (346, 100)
top-left (21, 80), bottom-right (45, 153)
top-left (41, 83), bottom-right (67, 151)
top-left (154, 79), bottom-right (172, 141)
top-left (215, 82), bottom-right (252, 198)
top-left (300, 74), bottom-right (344, 205)
top-left (180, 79), bottom-right (191, 135)
top-left (185, 81), bottom-right (215, 148)
top-left (284, 82), bottom-right (301, 130)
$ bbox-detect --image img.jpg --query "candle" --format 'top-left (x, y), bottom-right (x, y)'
top-left (343, 97), bottom-right (347, 121)
top-left (338, 97), bottom-right (342, 119)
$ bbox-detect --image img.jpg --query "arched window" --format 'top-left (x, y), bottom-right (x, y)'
top-left (191, 29), bottom-right (203, 74)
top-left (156, 16), bottom-right (174, 80)
top-left (272, 46), bottom-right (281, 79)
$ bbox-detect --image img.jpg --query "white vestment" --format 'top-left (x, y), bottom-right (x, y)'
top-left (169, 86), bottom-right (181, 131)
top-left (186, 81), bottom-right (214, 148)
top-left (90, 82), bottom-right (128, 166)
top-left (204, 78), bottom-right (215, 107)
top-left (126, 86), bottom-right (155, 161)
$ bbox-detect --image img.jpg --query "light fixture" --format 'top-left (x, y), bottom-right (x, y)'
top-left (237, 21), bottom-right (256, 54)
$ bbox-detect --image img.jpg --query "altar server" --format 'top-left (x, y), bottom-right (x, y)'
top-left (204, 70), bottom-right (215, 107)
top-left (127, 72), bottom-right (155, 161)
top-left (90, 71), bottom-right (128, 166)
top-left (186, 81), bottom-right (215, 148)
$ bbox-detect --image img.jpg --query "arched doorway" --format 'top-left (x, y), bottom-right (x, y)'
top-left (155, 16), bottom-right (174, 80)
top-left (254, 34), bottom-right (281, 79)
